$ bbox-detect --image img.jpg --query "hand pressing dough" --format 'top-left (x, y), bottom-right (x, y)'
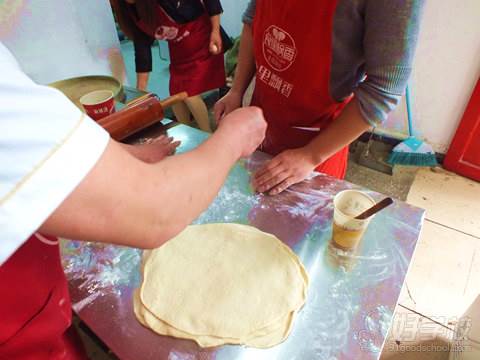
top-left (135, 223), bottom-right (309, 348)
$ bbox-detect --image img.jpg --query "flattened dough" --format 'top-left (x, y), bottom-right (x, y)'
top-left (136, 223), bottom-right (308, 348)
top-left (133, 289), bottom-right (295, 348)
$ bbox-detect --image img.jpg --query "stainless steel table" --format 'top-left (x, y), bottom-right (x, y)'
top-left (61, 124), bottom-right (425, 360)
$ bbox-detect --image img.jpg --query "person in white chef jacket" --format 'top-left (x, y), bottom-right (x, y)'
top-left (0, 42), bottom-right (266, 359)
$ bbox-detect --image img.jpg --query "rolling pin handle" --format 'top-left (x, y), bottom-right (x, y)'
top-left (160, 91), bottom-right (188, 109)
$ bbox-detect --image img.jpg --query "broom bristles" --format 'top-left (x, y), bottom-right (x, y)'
top-left (388, 151), bottom-right (438, 166)
top-left (388, 137), bottom-right (438, 167)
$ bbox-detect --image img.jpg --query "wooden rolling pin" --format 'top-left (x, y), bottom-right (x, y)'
top-left (98, 91), bottom-right (188, 141)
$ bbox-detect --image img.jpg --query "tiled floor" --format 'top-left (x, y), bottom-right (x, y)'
top-left (399, 221), bottom-right (479, 322)
top-left (378, 167), bottom-right (480, 360)
top-left (407, 167), bottom-right (480, 238)
top-left (381, 305), bottom-right (452, 360)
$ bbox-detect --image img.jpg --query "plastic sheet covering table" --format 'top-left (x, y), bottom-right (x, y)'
top-left (61, 124), bottom-right (425, 360)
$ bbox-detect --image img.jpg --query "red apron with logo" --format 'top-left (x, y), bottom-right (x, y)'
top-left (135, 6), bottom-right (225, 97)
top-left (0, 234), bottom-right (86, 360)
top-left (252, 0), bottom-right (349, 179)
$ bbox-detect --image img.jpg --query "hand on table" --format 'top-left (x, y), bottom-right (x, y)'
top-left (252, 148), bottom-right (317, 195)
top-left (125, 135), bottom-right (181, 164)
top-left (214, 90), bottom-right (243, 123)
top-left (218, 107), bottom-right (267, 158)
top-left (209, 30), bottom-right (222, 55)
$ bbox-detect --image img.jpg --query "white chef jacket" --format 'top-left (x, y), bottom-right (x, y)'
top-left (0, 42), bottom-right (110, 265)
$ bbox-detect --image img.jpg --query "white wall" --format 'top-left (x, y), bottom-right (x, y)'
top-left (221, 0), bottom-right (250, 38)
top-left (410, 0), bottom-right (480, 153)
top-left (0, 0), bottom-right (126, 85)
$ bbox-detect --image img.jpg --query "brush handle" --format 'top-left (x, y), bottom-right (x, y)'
top-left (406, 84), bottom-right (414, 137)
top-left (355, 197), bottom-right (394, 220)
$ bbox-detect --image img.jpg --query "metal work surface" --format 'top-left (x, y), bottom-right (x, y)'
top-left (61, 124), bottom-right (425, 360)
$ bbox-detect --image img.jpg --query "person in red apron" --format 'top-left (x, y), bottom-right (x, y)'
top-left (0, 234), bottom-right (87, 360)
top-left (215, 0), bottom-right (422, 195)
top-left (249, 0), bottom-right (352, 181)
top-left (112, 0), bottom-right (231, 132)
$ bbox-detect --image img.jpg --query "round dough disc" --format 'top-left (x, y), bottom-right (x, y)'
top-left (139, 224), bottom-right (308, 340)
top-left (133, 289), bottom-right (296, 348)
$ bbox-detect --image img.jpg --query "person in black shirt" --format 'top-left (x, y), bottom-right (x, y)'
top-left (112, 0), bottom-right (229, 132)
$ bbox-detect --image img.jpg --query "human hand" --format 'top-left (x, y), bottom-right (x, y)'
top-left (126, 135), bottom-right (181, 163)
top-left (252, 148), bottom-right (317, 195)
top-left (218, 107), bottom-right (267, 158)
top-left (214, 90), bottom-right (243, 123)
top-left (209, 30), bottom-right (222, 55)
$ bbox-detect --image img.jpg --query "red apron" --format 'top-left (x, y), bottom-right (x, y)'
top-left (135, 6), bottom-right (225, 97)
top-left (0, 234), bottom-right (86, 360)
top-left (252, 0), bottom-right (350, 179)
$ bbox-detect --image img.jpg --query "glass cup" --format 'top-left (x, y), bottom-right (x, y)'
top-left (331, 190), bottom-right (376, 252)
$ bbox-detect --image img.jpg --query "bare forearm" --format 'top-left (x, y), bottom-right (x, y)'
top-left (209, 14), bottom-right (220, 32)
top-left (231, 24), bottom-right (256, 95)
top-left (137, 72), bottom-right (150, 91)
top-left (145, 129), bottom-right (240, 235)
top-left (40, 134), bottom-right (239, 249)
top-left (304, 98), bottom-right (372, 164)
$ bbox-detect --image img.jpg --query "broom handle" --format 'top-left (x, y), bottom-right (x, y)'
top-left (405, 84), bottom-right (414, 137)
